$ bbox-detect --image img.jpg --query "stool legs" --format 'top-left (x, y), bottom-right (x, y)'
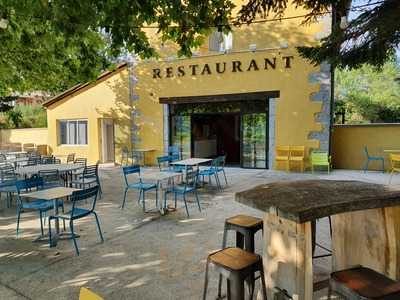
top-left (218, 223), bottom-right (229, 298)
top-left (202, 258), bottom-right (210, 300)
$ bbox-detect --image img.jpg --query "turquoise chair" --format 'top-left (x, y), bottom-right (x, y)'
top-left (48, 186), bottom-right (103, 255)
top-left (164, 168), bottom-right (201, 217)
top-left (121, 165), bottom-right (158, 212)
top-left (199, 158), bottom-right (221, 190)
top-left (15, 177), bottom-right (63, 237)
top-left (364, 146), bottom-right (384, 172)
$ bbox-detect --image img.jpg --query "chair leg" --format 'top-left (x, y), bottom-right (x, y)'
top-left (16, 208), bottom-right (21, 237)
top-left (214, 173), bottom-right (221, 191)
top-left (364, 160), bottom-right (369, 173)
top-left (155, 187), bottom-right (159, 209)
top-left (195, 191), bottom-right (201, 212)
top-left (93, 212), bottom-right (104, 242)
top-left (142, 191), bottom-right (146, 212)
top-left (121, 188), bottom-right (128, 209)
top-left (164, 191), bottom-right (168, 210)
top-left (48, 217), bottom-right (53, 246)
top-left (202, 259), bottom-right (210, 300)
top-left (70, 221), bottom-right (79, 255)
top-left (222, 169), bottom-right (228, 185)
top-left (183, 194), bottom-right (189, 217)
top-left (39, 211), bottom-right (44, 237)
top-left (174, 192), bottom-right (177, 208)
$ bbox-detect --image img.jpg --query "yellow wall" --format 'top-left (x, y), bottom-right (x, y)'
top-left (136, 48), bottom-right (324, 167)
top-left (332, 124), bottom-right (400, 170)
top-left (46, 69), bottom-right (130, 165)
top-left (46, 4), bottom-right (330, 167)
top-left (0, 128), bottom-right (48, 148)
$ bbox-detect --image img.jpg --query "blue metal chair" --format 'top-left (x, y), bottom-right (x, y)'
top-left (164, 168), bottom-right (201, 217)
top-left (364, 146), bottom-right (384, 172)
top-left (15, 177), bottom-right (63, 237)
top-left (48, 186), bottom-right (103, 255)
top-left (71, 163), bottom-right (102, 197)
top-left (169, 154), bottom-right (186, 173)
top-left (216, 155), bottom-right (228, 185)
top-left (157, 155), bottom-right (173, 172)
top-left (168, 145), bottom-right (180, 158)
top-left (199, 158), bottom-right (222, 190)
top-left (121, 165), bottom-right (158, 212)
top-left (0, 163), bottom-right (18, 208)
top-left (38, 169), bottom-right (63, 189)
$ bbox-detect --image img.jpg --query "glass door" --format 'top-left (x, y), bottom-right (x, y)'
top-left (241, 113), bottom-right (267, 168)
top-left (170, 115), bottom-right (191, 159)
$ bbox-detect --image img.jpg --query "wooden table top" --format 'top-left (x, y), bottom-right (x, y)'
top-left (235, 180), bottom-right (400, 223)
top-left (170, 158), bottom-right (212, 166)
top-left (22, 187), bottom-right (80, 200)
top-left (384, 149), bottom-right (400, 153)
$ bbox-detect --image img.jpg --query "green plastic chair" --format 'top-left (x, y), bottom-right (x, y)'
top-left (311, 151), bottom-right (331, 173)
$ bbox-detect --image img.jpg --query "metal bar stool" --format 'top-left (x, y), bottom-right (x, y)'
top-left (203, 247), bottom-right (267, 300)
top-left (328, 266), bottom-right (400, 299)
top-left (219, 215), bottom-right (263, 298)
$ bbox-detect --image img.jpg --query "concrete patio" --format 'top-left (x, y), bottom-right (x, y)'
top-left (0, 167), bottom-right (398, 300)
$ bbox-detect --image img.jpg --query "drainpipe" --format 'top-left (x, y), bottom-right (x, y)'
top-left (128, 55), bottom-right (139, 154)
top-left (329, 5), bottom-right (337, 157)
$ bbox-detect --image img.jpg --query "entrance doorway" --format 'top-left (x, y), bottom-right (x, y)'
top-left (101, 119), bottom-right (115, 163)
top-left (191, 114), bottom-right (240, 165)
top-left (169, 96), bottom-right (270, 169)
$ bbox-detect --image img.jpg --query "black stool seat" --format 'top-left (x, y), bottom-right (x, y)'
top-left (329, 266), bottom-right (400, 299)
top-left (203, 247), bottom-right (267, 300)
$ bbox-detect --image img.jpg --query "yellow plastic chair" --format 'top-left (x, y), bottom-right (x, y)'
top-left (310, 150), bottom-right (331, 173)
top-left (389, 154), bottom-right (400, 184)
top-left (275, 146), bottom-right (290, 171)
top-left (289, 146), bottom-right (305, 172)
top-left (79, 287), bottom-right (104, 300)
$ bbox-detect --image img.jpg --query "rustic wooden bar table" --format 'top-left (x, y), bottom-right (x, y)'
top-left (235, 179), bottom-right (400, 300)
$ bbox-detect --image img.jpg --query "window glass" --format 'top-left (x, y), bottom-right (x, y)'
top-left (58, 120), bottom-right (88, 145)
top-left (77, 121), bottom-right (88, 144)
top-left (60, 121), bottom-right (67, 144)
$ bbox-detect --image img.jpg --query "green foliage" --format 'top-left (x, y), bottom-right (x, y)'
top-left (0, 0), bottom-right (234, 98)
top-left (0, 104), bottom-right (47, 128)
top-left (335, 59), bottom-right (400, 123)
top-left (236, 0), bottom-right (399, 69)
top-left (4, 109), bottom-right (22, 128)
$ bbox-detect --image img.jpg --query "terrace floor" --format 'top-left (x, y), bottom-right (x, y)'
top-left (0, 167), bottom-right (398, 300)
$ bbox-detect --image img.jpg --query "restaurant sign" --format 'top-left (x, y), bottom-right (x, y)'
top-left (152, 56), bottom-right (294, 79)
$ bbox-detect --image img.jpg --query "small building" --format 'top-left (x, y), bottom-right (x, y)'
top-left (43, 2), bottom-right (332, 169)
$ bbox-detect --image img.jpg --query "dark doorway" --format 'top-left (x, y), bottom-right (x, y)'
top-left (191, 114), bottom-right (240, 165)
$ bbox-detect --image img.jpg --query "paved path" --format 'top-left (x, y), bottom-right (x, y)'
top-left (0, 167), bottom-right (398, 299)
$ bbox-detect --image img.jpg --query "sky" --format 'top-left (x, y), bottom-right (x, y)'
top-left (349, 0), bottom-right (400, 60)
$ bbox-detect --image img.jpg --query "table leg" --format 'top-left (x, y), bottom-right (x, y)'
top-left (264, 212), bottom-right (313, 300)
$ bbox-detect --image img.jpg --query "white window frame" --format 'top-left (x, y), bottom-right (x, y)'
top-left (58, 119), bottom-right (88, 146)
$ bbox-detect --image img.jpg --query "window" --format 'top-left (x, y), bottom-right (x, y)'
top-left (59, 120), bottom-right (88, 145)
top-left (208, 31), bottom-right (233, 52)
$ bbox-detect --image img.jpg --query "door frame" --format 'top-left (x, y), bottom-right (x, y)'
top-left (240, 111), bottom-right (269, 169)
top-left (100, 118), bottom-right (115, 163)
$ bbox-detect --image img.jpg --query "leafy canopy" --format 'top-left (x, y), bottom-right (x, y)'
top-left (1, 0), bottom-right (399, 98)
top-left (335, 59), bottom-right (400, 123)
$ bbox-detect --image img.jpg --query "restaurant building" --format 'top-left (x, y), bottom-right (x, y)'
top-left (43, 3), bottom-right (332, 169)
